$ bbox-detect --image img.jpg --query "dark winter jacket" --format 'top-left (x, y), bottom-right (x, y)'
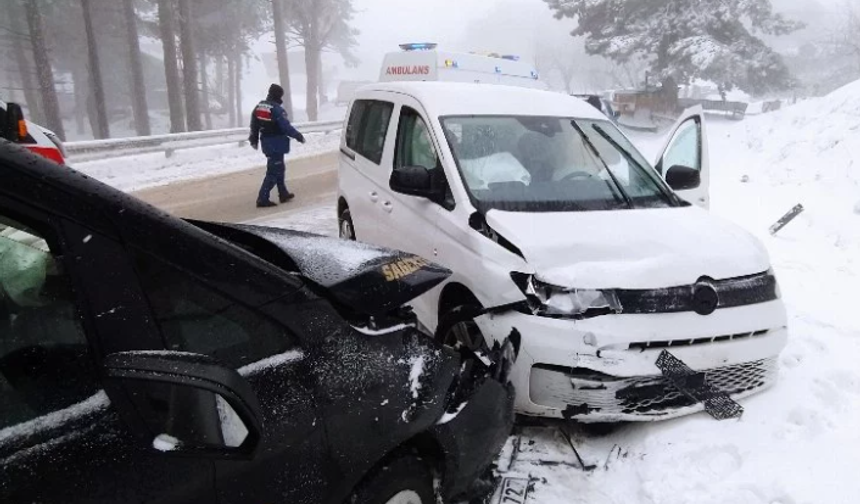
top-left (249, 100), bottom-right (305, 157)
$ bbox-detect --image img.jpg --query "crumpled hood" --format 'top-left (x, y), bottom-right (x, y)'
top-left (189, 221), bottom-right (451, 316)
top-left (485, 206), bottom-right (770, 289)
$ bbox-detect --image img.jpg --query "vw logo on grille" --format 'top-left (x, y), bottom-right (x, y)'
top-left (692, 279), bottom-right (719, 315)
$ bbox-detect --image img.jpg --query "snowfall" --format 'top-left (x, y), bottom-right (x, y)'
top-left (70, 81), bottom-right (860, 504)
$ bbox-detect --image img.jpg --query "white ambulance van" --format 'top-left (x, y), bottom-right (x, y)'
top-left (336, 80), bottom-right (787, 422)
top-left (379, 43), bottom-right (543, 89)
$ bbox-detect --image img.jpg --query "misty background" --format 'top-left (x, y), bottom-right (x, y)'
top-left (1, 0), bottom-right (856, 142)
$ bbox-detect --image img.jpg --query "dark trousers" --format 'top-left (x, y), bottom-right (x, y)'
top-left (257, 154), bottom-right (288, 204)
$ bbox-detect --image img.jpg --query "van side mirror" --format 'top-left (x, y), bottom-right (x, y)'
top-left (665, 165), bottom-right (701, 191)
top-left (390, 165), bottom-right (445, 203)
top-left (103, 351), bottom-right (263, 458)
top-left (3, 103), bottom-right (28, 142)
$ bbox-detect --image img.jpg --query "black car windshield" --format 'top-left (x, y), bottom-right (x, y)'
top-left (441, 116), bottom-right (678, 212)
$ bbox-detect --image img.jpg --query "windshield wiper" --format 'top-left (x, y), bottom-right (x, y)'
top-left (569, 120), bottom-right (633, 209)
top-left (591, 124), bottom-right (678, 207)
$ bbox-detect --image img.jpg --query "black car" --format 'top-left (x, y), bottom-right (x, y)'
top-left (0, 138), bottom-right (514, 504)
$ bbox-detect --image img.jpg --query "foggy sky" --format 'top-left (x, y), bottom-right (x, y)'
top-left (347, 0), bottom-right (843, 80)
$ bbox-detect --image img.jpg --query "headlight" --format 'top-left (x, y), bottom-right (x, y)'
top-left (511, 273), bottom-right (622, 318)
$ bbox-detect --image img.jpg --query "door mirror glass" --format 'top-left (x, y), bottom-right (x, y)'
top-left (660, 118), bottom-right (700, 175)
top-left (665, 165), bottom-right (701, 191)
top-left (103, 351), bottom-right (262, 456)
top-left (145, 388), bottom-right (250, 452)
top-left (390, 165), bottom-right (443, 201)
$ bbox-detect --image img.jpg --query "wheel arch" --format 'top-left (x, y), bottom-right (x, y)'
top-left (438, 282), bottom-right (483, 317)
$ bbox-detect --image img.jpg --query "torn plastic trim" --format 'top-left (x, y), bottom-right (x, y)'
top-left (469, 212), bottom-right (524, 259)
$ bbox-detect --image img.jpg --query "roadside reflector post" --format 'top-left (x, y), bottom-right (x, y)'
top-left (769, 204), bottom-right (805, 236)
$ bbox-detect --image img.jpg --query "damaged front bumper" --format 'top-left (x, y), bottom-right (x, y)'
top-left (475, 299), bottom-right (788, 421)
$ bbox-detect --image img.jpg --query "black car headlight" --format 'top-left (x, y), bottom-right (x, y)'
top-left (511, 273), bottom-right (622, 318)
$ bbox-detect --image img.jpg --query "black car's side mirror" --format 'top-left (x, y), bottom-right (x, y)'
top-left (3, 102), bottom-right (28, 142)
top-left (103, 351), bottom-right (263, 458)
top-left (665, 165), bottom-right (701, 191)
top-left (390, 165), bottom-right (445, 203)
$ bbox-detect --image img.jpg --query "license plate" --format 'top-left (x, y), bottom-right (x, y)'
top-left (494, 477), bottom-right (530, 504)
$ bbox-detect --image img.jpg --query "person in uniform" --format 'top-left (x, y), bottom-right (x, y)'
top-left (249, 84), bottom-right (306, 208)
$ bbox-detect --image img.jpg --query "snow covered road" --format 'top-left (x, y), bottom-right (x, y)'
top-left (131, 152), bottom-right (338, 224)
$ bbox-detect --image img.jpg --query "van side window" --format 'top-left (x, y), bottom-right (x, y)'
top-left (134, 252), bottom-right (294, 369)
top-left (395, 107), bottom-right (454, 210)
top-left (345, 101), bottom-right (367, 152)
top-left (347, 99), bottom-right (394, 165)
top-left (395, 107), bottom-right (438, 171)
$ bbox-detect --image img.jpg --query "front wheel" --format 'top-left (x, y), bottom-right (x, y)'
top-left (350, 455), bottom-right (435, 504)
top-left (339, 207), bottom-right (356, 240)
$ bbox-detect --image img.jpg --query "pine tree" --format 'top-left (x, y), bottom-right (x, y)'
top-left (122, 0), bottom-right (152, 136)
top-left (543, 0), bottom-right (802, 94)
top-left (286, 0), bottom-right (358, 121)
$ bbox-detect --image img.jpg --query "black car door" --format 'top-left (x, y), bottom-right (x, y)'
top-left (0, 194), bottom-right (216, 504)
top-left (129, 243), bottom-right (334, 504)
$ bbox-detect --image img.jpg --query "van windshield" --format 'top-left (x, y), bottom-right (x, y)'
top-left (440, 116), bottom-right (678, 212)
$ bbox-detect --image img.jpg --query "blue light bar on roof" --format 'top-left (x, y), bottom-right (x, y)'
top-left (501, 55), bottom-right (521, 61)
top-left (399, 43), bottom-right (438, 51)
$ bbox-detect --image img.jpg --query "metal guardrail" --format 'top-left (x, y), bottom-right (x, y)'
top-left (65, 119), bottom-right (344, 163)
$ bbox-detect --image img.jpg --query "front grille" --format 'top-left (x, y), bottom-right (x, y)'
top-left (627, 329), bottom-right (770, 351)
top-left (529, 358), bottom-right (777, 416)
top-left (616, 272), bottom-right (778, 314)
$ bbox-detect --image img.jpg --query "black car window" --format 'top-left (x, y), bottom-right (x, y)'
top-left (349, 99), bottom-right (393, 165)
top-left (0, 215), bottom-right (100, 431)
top-left (134, 252), bottom-right (293, 369)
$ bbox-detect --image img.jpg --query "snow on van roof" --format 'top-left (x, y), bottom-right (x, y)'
top-left (356, 81), bottom-right (606, 120)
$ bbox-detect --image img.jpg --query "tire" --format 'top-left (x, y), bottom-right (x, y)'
top-left (350, 455), bottom-right (435, 504)
top-left (339, 207), bottom-right (356, 240)
top-left (436, 305), bottom-right (485, 352)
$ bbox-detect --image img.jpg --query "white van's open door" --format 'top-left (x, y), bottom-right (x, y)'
top-left (655, 106), bottom-right (710, 209)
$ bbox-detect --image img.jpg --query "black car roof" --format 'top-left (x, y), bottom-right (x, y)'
top-left (0, 140), bottom-right (299, 304)
top-left (1, 139), bottom-right (187, 234)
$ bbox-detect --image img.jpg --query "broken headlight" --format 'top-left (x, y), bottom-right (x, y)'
top-left (511, 273), bottom-right (622, 319)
